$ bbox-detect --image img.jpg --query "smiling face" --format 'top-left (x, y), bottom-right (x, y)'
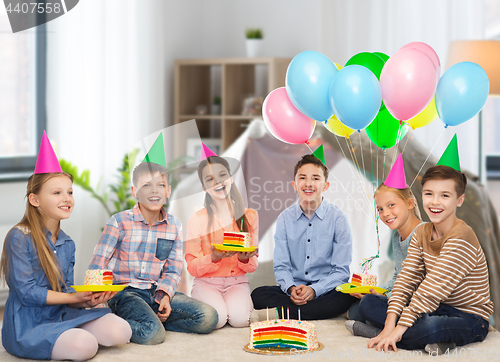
top-left (375, 189), bottom-right (414, 231)
top-left (422, 179), bottom-right (464, 227)
top-left (201, 162), bottom-right (233, 201)
top-left (132, 171), bottom-right (171, 214)
top-left (29, 175), bottom-right (74, 224)
top-left (292, 163), bottom-right (329, 208)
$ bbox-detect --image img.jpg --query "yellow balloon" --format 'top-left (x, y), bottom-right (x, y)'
top-left (324, 115), bottom-right (355, 138)
top-left (406, 96), bottom-right (438, 129)
top-left (334, 62), bottom-right (343, 70)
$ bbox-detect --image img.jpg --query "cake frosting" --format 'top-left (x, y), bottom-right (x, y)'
top-left (249, 319), bottom-right (318, 351)
top-left (351, 272), bottom-right (377, 287)
top-left (223, 231), bottom-right (251, 248)
top-left (84, 270), bottom-right (113, 285)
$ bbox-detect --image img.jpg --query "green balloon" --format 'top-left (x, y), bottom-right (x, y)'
top-left (365, 107), bottom-right (407, 150)
top-left (345, 52), bottom-right (385, 80)
top-left (373, 52), bottom-right (390, 63)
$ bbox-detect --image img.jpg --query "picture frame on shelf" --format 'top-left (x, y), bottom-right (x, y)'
top-left (186, 138), bottom-right (222, 161)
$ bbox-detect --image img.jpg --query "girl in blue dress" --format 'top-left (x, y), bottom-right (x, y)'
top-left (1, 170), bottom-right (132, 360)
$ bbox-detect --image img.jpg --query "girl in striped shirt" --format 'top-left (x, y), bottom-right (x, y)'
top-left (345, 181), bottom-right (423, 337)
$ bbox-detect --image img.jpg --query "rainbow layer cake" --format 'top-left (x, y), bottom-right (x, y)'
top-left (250, 319), bottom-right (318, 351)
top-left (84, 269), bottom-right (113, 285)
top-left (223, 231), bottom-right (251, 248)
top-left (351, 272), bottom-right (377, 287)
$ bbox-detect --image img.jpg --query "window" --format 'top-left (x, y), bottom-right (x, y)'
top-left (0, 7), bottom-right (46, 181)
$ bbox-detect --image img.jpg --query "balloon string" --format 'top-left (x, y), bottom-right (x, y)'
top-left (336, 134), bottom-right (374, 216)
top-left (392, 122), bottom-right (405, 168)
top-left (304, 142), bottom-right (376, 225)
top-left (410, 127), bottom-right (446, 188)
top-left (358, 131), bottom-right (367, 183)
top-left (382, 150), bottom-right (387, 181)
top-left (347, 137), bottom-right (377, 220)
top-left (391, 121), bottom-right (407, 168)
top-left (402, 127), bottom-right (412, 155)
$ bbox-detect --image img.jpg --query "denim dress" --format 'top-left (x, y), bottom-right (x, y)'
top-left (1, 227), bottom-right (110, 360)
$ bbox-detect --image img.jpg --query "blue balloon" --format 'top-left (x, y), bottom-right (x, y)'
top-left (328, 65), bottom-right (382, 130)
top-left (286, 51), bottom-right (337, 122)
top-left (436, 61), bottom-right (489, 127)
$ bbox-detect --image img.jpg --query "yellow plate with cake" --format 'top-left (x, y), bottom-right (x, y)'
top-left (212, 244), bottom-right (257, 252)
top-left (336, 283), bottom-right (387, 295)
top-left (71, 285), bottom-right (127, 292)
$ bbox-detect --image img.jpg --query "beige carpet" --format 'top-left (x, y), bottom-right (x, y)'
top-left (1, 311), bottom-right (499, 362)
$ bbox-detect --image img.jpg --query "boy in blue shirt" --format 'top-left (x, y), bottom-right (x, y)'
top-left (251, 154), bottom-right (356, 319)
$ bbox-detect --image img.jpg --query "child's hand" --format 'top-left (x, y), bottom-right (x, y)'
top-left (350, 292), bottom-right (364, 299)
top-left (369, 325), bottom-right (406, 352)
top-left (157, 295), bottom-right (172, 323)
top-left (368, 323), bottom-right (397, 349)
top-left (237, 248), bottom-right (259, 263)
top-left (211, 246), bottom-right (237, 263)
top-left (289, 286), bottom-right (306, 305)
top-left (86, 291), bottom-right (117, 307)
top-left (71, 291), bottom-right (93, 304)
top-left (350, 289), bottom-right (383, 299)
top-left (296, 285), bottom-right (316, 302)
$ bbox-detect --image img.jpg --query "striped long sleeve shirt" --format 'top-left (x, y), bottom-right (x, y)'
top-left (387, 219), bottom-right (494, 328)
top-left (89, 203), bottom-right (183, 304)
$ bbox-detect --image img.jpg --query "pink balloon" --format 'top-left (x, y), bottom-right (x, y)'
top-left (263, 87), bottom-right (316, 144)
top-left (380, 48), bottom-right (437, 121)
top-left (400, 42), bottom-right (441, 81)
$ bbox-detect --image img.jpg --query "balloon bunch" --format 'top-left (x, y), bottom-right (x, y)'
top-left (262, 42), bottom-right (490, 273)
top-left (262, 42), bottom-right (490, 151)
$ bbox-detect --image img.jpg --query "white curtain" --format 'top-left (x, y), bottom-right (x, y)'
top-left (320, 0), bottom-right (485, 175)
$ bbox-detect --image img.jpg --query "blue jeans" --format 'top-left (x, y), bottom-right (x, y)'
top-left (108, 286), bottom-right (218, 345)
top-left (347, 300), bottom-right (366, 323)
top-left (359, 294), bottom-right (489, 350)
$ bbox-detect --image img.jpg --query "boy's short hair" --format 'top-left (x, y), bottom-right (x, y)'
top-left (293, 154), bottom-right (328, 181)
top-left (132, 162), bottom-right (170, 187)
top-left (421, 165), bottom-right (467, 196)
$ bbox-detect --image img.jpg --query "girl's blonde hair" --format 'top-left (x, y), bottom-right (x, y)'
top-left (0, 172), bottom-right (73, 292)
top-left (374, 182), bottom-right (422, 220)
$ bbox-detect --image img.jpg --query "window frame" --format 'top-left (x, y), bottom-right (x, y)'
top-left (0, 24), bottom-right (47, 182)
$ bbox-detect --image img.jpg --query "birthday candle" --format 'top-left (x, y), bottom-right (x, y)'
top-left (298, 307), bottom-right (301, 322)
top-left (282, 306), bottom-right (284, 320)
top-left (287, 307), bottom-right (290, 320)
top-left (275, 307), bottom-right (277, 323)
top-left (240, 219), bottom-right (243, 232)
top-left (266, 307), bottom-right (269, 321)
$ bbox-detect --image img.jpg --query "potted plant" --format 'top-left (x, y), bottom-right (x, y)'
top-left (245, 28), bottom-right (263, 57)
top-left (211, 95), bottom-right (221, 115)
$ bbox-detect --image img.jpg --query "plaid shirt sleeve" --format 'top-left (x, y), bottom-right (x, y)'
top-left (88, 215), bottom-right (120, 269)
top-left (155, 217), bottom-right (183, 303)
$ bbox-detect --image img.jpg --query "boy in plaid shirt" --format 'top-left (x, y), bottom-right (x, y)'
top-left (89, 162), bottom-right (217, 345)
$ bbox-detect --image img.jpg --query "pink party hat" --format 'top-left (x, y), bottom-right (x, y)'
top-left (200, 143), bottom-right (218, 161)
top-left (384, 154), bottom-right (407, 189)
top-left (34, 131), bottom-right (63, 174)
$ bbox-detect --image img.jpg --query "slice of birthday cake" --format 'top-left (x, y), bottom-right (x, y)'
top-left (223, 231), bottom-right (251, 248)
top-left (351, 272), bottom-right (377, 287)
top-left (84, 270), bottom-right (113, 285)
top-left (249, 319), bottom-right (318, 351)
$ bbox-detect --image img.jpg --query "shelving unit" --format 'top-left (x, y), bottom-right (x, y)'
top-left (173, 57), bottom-right (291, 156)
